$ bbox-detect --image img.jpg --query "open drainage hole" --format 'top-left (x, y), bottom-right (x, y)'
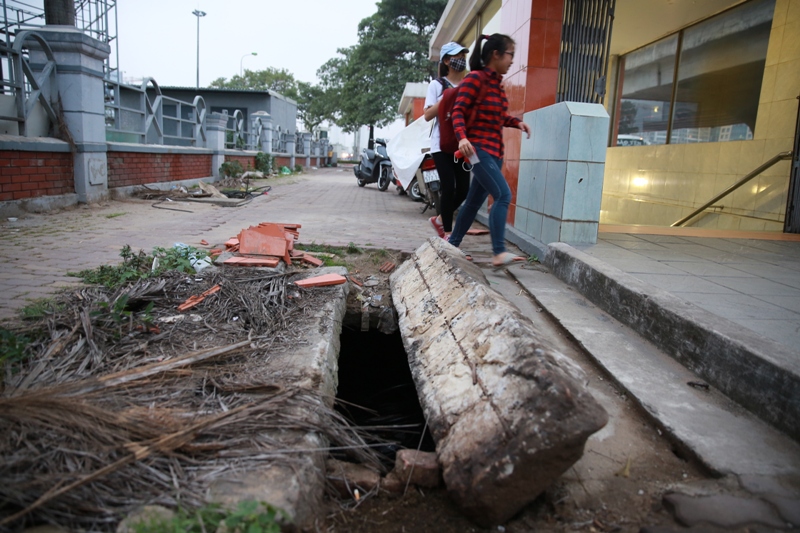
top-left (335, 319), bottom-right (435, 469)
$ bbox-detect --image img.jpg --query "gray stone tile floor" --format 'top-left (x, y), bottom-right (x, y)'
top-left (575, 232), bottom-right (800, 353)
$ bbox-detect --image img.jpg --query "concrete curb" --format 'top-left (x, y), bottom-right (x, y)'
top-left (545, 242), bottom-right (800, 443)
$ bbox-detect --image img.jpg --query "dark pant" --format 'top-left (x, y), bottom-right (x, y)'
top-left (432, 151), bottom-right (471, 232)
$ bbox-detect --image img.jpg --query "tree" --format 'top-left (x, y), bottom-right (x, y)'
top-left (295, 81), bottom-right (334, 134)
top-left (210, 67), bottom-right (299, 100)
top-left (44, 0), bottom-right (75, 25)
top-left (318, 0), bottom-right (447, 133)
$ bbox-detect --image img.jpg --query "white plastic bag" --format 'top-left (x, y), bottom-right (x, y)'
top-left (386, 115), bottom-right (431, 190)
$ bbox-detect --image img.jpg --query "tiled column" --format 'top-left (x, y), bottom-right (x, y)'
top-left (500, 0), bottom-right (564, 225)
top-left (513, 102), bottom-right (609, 250)
top-left (251, 111), bottom-right (272, 154)
top-left (28, 27), bottom-right (110, 203)
top-left (303, 133), bottom-right (312, 168)
top-left (205, 113), bottom-right (227, 178)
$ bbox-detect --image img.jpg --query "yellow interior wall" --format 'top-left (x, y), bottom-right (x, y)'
top-left (601, 0), bottom-right (799, 230)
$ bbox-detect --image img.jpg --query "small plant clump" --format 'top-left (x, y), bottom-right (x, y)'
top-left (255, 151), bottom-right (275, 175)
top-left (132, 500), bottom-right (288, 533)
top-left (219, 160), bottom-right (245, 178)
top-left (68, 244), bottom-right (209, 289)
top-left (0, 327), bottom-right (31, 369)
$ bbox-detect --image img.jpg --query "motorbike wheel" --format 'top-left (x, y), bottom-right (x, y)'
top-left (378, 167), bottom-right (391, 191)
top-left (357, 178), bottom-right (366, 187)
top-left (408, 179), bottom-right (423, 202)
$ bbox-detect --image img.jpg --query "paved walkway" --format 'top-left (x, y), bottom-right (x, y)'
top-left (0, 168), bottom-right (496, 321)
top-left (2, 167), bottom-right (798, 356)
top-left (582, 226), bottom-right (800, 353)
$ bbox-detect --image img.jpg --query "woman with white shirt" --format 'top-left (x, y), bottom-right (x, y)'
top-left (423, 41), bottom-right (470, 241)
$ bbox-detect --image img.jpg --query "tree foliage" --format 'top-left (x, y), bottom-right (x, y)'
top-left (210, 67), bottom-right (299, 99)
top-left (318, 0), bottom-right (447, 132)
top-left (209, 68), bottom-right (333, 135)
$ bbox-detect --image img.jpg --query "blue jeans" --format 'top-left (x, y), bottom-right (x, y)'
top-left (448, 148), bottom-right (510, 256)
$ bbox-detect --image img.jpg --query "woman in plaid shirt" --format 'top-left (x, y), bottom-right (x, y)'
top-left (447, 33), bottom-right (531, 268)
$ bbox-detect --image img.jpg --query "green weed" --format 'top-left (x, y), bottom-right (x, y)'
top-left (20, 298), bottom-right (60, 319)
top-left (69, 244), bottom-right (209, 289)
top-left (105, 212), bottom-right (127, 219)
top-left (346, 242), bottom-right (363, 255)
top-left (131, 500), bottom-right (288, 533)
top-left (0, 328), bottom-right (31, 368)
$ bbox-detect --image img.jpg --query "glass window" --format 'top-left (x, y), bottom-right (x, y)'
top-left (670, 0), bottom-right (774, 143)
top-left (613, 0), bottom-right (775, 146)
top-left (616, 35), bottom-right (678, 146)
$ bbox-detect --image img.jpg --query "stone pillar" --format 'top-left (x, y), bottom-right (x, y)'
top-left (286, 134), bottom-right (296, 170)
top-left (205, 112), bottom-right (227, 178)
top-left (251, 111), bottom-right (272, 154)
top-left (514, 102), bottom-right (609, 248)
top-left (303, 132), bottom-right (312, 168)
top-left (29, 27), bottom-right (110, 204)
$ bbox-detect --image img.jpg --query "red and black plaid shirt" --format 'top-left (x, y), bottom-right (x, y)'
top-left (452, 68), bottom-right (521, 159)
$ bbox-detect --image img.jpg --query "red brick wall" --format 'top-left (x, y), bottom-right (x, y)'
top-left (0, 151), bottom-right (74, 201)
top-left (225, 155), bottom-right (256, 171)
top-left (275, 156), bottom-right (292, 169)
top-left (107, 152), bottom-right (212, 188)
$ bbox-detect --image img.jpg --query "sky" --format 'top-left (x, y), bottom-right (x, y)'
top-left (114, 0), bottom-right (406, 151)
top-left (116, 0), bottom-right (381, 87)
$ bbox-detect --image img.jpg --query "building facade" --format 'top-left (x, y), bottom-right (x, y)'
top-left (430, 0), bottom-right (800, 233)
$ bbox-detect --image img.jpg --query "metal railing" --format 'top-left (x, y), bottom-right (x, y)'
top-left (104, 77), bottom-right (206, 146)
top-left (295, 132), bottom-right (304, 155)
top-left (0, 30), bottom-right (59, 136)
top-left (223, 109), bottom-right (245, 150)
top-left (671, 151), bottom-right (794, 227)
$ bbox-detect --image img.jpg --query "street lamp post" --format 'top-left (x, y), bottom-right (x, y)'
top-left (240, 52), bottom-right (257, 77)
top-left (192, 9), bottom-right (206, 89)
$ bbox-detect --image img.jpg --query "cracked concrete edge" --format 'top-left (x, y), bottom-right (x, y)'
top-left (207, 266), bottom-right (348, 528)
top-left (544, 242), bottom-right (800, 443)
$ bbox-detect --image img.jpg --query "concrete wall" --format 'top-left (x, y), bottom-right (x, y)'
top-left (601, 0), bottom-right (799, 230)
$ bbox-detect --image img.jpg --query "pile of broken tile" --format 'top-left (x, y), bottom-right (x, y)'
top-left (214, 222), bottom-right (346, 288)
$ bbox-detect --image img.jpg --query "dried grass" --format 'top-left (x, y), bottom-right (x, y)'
top-left (1, 269), bottom-right (384, 532)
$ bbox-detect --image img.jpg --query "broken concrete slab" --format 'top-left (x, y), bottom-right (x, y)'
top-left (663, 492), bottom-right (787, 529)
top-left (207, 267), bottom-right (350, 528)
top-left (390, 237), bottom-right (608, 526)
top-left (327, 458), bottom-right (381, 498)
top-left (393, 449), bottom-right (440, 488)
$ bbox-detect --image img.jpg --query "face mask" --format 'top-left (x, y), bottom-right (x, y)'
top-left (449, 57), bottom-right (467, 72)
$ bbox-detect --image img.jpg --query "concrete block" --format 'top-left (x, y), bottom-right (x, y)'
top-left (327, 458), bottom-right (381, 497)
top-left (392, 449), bottom-right (440, 488)
top-left (543, 161), bottom-right (567, 218)
top-left (529, 104), bottom-right (570, 161)
top-left (390, 238), bottom-right (607, 526)
top-left (562, 162), bottom-right (605, 221)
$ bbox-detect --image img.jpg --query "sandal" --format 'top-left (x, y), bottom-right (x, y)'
top-left (491, 252), bottom-right (525, 270)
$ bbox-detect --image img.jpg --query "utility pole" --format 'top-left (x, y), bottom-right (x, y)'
top-left (192, 9), bottom-right (206, 89)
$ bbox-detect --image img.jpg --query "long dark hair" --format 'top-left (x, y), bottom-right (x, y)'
top-left (438, 59), bottom-right (450, 78)
top-left (469, 33), bottom-right (515, 71)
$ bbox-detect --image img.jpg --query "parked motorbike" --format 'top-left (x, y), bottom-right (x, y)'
top-left (407, 151), bottom-right (441, 215)
top-left (354, 138), bottom-right (392, 191)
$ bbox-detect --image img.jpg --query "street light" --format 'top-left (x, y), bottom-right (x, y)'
top-left (192, 9), bottom-right (206, 89)
top-left (240, 52), bottom-right (257, 77)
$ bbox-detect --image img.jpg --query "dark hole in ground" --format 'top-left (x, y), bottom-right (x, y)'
top-left (336, 323), bottom-right (435, 468)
